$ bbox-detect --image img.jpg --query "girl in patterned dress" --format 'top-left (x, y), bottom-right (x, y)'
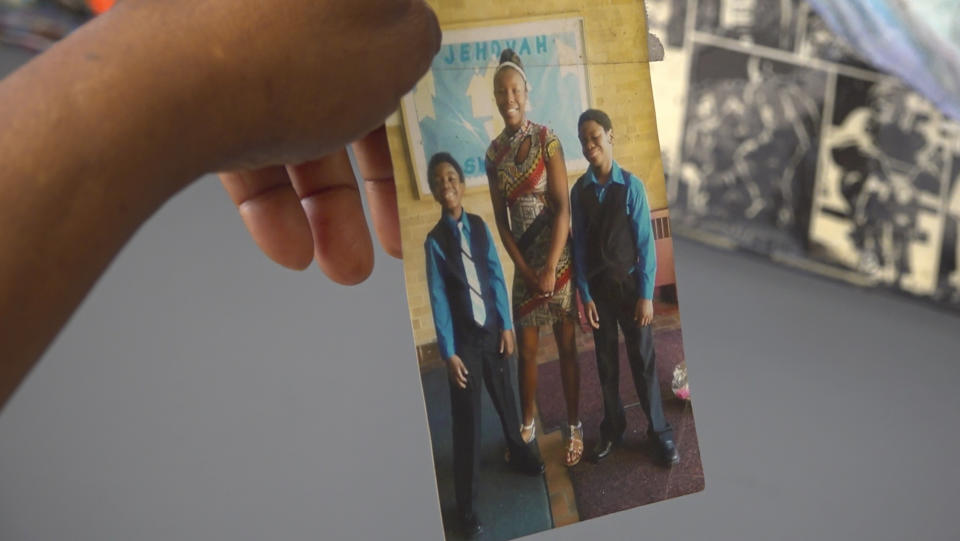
top-left (485, 49), bottom-right (583, 467)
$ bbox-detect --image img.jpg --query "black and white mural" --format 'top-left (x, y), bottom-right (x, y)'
top-left (646, 0), bottom-right (960, 310)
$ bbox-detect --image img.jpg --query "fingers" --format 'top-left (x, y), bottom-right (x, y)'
top-left (287, 150), bottom-right (374, 285)
top-left (452, 362), bottom-right (469, 389)
top-left (589, 308), bottom-right (600, 330)
top-left (635, 307), bottom-right (652, 327)
top-left (499, 336), bottom-right (505, 355)
top-left (219, 167), bottom-right (314, 270)
top-left (352, 126), bottom-right (402, 258)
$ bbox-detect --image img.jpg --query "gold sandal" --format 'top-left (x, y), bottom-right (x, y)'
top-left (565, 421), bottom-right (583, 467)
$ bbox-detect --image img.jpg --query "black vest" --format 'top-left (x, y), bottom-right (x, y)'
top-left (578, 168), bottom-right (637, 300)
top-left (428, 213), bottom-right (500, 340)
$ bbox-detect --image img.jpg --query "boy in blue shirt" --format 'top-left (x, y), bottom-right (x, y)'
top-left (570, 109), bottom-right (680, 466)
top-left (424, 152), bottom-right (544, 538)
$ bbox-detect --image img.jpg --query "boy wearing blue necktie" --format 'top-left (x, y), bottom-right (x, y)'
top-left (571, 109), bottom-right (680, 467)
top-left (424, 153), bottom-right (544, 539)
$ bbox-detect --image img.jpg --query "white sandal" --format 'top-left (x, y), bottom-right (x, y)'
top-left (520, 419), bottom-right (537, 444)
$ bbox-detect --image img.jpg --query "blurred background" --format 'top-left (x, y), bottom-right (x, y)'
top-left (647, 0), bottom-right (960, 310)
top-left (0, 0), bottom-right (105, 51)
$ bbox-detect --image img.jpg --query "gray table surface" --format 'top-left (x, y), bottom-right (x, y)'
top-left (2, 44), bottom-right (959, 541)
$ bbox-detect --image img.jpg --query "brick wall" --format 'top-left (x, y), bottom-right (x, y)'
top-left (387, 0), bottom-right (667, 347)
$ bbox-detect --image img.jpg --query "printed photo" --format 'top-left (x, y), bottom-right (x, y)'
top-left (675, 43), bottom-right (825, 254)
top-left (647, 0), bottom-right (688, 49)
top-left (695, 0), bottom-right (801, 51)
top-left (385, 2), bottom-right (703, 539)
top-left (809, 76), bottom-right (955, 295)
top-left (938, 169), bottom-right (960, 303)
top-left (648, 0), bottom-right (692, 185)
top-left (649, 0), bottom-right (960, 311)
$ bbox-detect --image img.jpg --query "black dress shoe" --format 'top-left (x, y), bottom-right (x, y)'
top-left (657, 438), bottom-right (680, 466)
top-left (591, 436), bottom-right (621, 462)
top-left (509, 447), bottom-right (545, 476)
top-left (459, 512), bottom-right (483, 538)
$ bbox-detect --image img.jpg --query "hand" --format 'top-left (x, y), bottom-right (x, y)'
top-left (634, 298), bottom-right (654, 327)
top-left (537, 266), bottom-right (557, 297)
top-left (0, 0), bottom-right (440, 408)
top-left (499, 329), bottom-right (515, 356)
top-left (81, 0), bottom-right (437, 283)
top-left (520, 265), bottom-right (540, 293)
top-left (585, 301), bottom-right (600, 329)
top-left (447, 355), bottom-right (469, 389)
top-left (193, 0), bottom-right (440, 283)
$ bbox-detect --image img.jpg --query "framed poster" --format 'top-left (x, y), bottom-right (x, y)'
top-left (401, 17), bottom-right (591, 198)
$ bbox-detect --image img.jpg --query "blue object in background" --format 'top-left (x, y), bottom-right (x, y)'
top-left (806, 0), bottom-right (960, 120)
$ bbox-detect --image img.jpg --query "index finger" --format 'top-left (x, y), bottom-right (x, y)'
top-left (352, 126), bottom-right (402, 258)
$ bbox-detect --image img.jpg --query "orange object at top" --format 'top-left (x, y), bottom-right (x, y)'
top-left (87, 0), bottom-right (115, 14)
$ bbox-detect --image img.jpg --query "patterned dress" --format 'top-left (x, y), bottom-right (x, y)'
top-left (486, 119), bottom-right (577, 327)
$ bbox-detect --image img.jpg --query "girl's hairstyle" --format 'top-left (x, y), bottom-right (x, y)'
top-left (495, 48), bottom-right (528, 88)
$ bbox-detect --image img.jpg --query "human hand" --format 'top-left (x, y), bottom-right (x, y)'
top-left (0, 0), bottom-right (440, 409)
top-left (180, 0), bottom-right (441, 283)
top-left (520, 265), bottom-right (540, 293)
top-left (634, 298), bottom-right (654, 327)
top-left (447, 355), bottom-right (469, 389)
top-left (585, 301), bottom-right (600, 329)
top-left (74, 0), bottom-right (438, 283)
top-left (219, 128), bottom-right (403, 285)
top-left (499, 329), bottom-right (515, 356)
top-left (537, 266), bottom-right (557, 297)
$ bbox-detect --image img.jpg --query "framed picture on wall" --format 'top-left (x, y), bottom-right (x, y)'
top-left (400, 16), bottom-right (591, 198)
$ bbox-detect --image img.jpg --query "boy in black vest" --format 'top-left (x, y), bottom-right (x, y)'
top-left (424, 152), bottom-right (545, 538)
top-left (570, 109), bottom-right (680, 466)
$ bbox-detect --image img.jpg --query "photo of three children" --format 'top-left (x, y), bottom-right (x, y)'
top-left (385, 5), bottom-right (704, 540)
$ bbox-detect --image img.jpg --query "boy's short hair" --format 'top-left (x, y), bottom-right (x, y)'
top-left (427, 152), bottom-right (465, 193)
top-left (578, 108), bottom-right (613, 132)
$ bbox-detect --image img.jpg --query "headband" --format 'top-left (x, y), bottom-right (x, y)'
top-left (496, 61), bottom-right (528, 86)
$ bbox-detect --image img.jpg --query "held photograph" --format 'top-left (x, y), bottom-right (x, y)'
top-left (385, 2), bottom-right (704, 539)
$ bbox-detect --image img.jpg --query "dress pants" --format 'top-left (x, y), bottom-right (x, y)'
top-left (592, 282), bottom-right (674, 444)
top-left (448, 326), bottom-right (527, 516)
